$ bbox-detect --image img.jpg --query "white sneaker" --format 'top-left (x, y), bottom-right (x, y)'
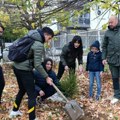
top-left (111, 98), bottom-right (119, 104)
top-left (9, 110), bottom-right (23, 118)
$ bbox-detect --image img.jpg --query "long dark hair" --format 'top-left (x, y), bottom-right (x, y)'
top-left (42, 58), bottom-right (53, 72)
top-left (69, 35), bottom-right (83, 57)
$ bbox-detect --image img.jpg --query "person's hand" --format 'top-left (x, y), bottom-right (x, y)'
top-left (102, 59), bottom-right (107, 65)
top-left (84, 71), bottom-right (89, 78)
top-left (100, 71), bottom-right (103, 78)
top-left (65, 65), bottom-right (69, 72)
top-left (46, 77), bottom-right (53, 85)
top-left (78, 65), bottom-right (83, 75)
top-left (39, 90), bottom-right (45, 97)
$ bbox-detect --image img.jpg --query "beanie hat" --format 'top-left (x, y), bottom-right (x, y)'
top-left (91, 40), bottom-right (100, 50)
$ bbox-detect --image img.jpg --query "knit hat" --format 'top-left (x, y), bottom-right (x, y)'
top-left (91, 40), bottom-right (100, 50)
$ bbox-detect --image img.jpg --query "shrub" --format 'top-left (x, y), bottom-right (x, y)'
top-left (60, 70), bottom-right (78, 98)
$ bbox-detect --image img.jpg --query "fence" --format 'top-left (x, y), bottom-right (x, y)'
top-left (2, 30), bottom-right (105, 63)
top-left (46, 30), bottom-right (105, 62)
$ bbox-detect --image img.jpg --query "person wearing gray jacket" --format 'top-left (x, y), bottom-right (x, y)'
top-left (9, 27), bottom-right (54, 120)
top-left (102, 16), bottom-right (120, 104)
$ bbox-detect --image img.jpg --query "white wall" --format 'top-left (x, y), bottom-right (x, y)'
top-left (90, 5), bottom-right (115, 30)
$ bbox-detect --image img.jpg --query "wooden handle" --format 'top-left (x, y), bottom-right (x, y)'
top-left (52, 82), bottom-right (69, 102)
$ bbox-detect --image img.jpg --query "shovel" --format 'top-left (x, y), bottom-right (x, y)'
top-left (52, 83), bottom-right (84, 120)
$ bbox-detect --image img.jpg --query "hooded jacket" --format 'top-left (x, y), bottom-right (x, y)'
top-left (86, 40), bottom-right (104, 72)
top-left (33, 59), bottom-right (58, 92)
top-left (60, 43), bottom-right (83, 66)
top-left (90, 40), bottom-right (100, 50)
top-left (102, 24), bottom-right (120, 66)
top-left (13, 29), bottom-right (48, 78)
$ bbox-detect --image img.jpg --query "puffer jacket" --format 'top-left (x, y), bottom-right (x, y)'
top-left (86, 51), bottom-right (104, 72)
top-left (102, 24), bottom-right (120, 66)
top-left (13, 30), bottom-right (48, 78)
top-left (60, 43), bottom-right (83, 67)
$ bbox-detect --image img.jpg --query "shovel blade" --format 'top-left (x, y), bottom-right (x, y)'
top-left (64, 100), bottom-right (84, 120)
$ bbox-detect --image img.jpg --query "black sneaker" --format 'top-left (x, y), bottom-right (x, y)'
top-left (96, 96), bottom-right (100, 101)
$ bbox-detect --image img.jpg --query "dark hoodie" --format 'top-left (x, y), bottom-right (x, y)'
top-left (86, 40), bottom-right (104, 72)
top-left (33, 58), bottom-right (58, 92)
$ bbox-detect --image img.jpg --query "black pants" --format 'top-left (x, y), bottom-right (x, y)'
top-left (109, 65), bottom-right (120, 99)
top-left (0, 66), bottom-right (5, 103)
top-left (57, 61), bottom-right (75, 80)
top-left (35, 84), bottom-right (56, 101)
top-left (13, 67), bottom-right (36, 120)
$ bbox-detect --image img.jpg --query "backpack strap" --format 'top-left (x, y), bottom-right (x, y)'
top-left (37, 29), bottom-right (45, 43)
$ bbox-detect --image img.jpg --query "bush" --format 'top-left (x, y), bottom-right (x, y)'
top-left (60, 70), bottom-right (78, 98)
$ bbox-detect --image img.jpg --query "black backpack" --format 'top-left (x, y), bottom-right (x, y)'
top-left (8, 36), bottom-right (35, 62)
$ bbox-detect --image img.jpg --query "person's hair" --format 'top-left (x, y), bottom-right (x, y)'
top-left (69, 35), bottom-right (83, 57)
top-left (0, 23), bottom-right (5, 31)
top-left (42, 58), bottom-right (53, 71)
top-left (42, 27), bottom-right (54, 37)
top-left (109, 15), bottom-right (118, 21)
top-left (71, 35), bottom-right (82, 44)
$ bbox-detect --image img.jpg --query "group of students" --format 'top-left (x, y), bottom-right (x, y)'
top-left (0, 25), bottom-right (103, 120)
top-left (0, 15), bottom-right (120, 120)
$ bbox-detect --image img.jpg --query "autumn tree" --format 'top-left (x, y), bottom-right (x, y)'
top-left (0, 0), bottom-right (120, 40)
top-left (0, 0), bottom-right (91, 40)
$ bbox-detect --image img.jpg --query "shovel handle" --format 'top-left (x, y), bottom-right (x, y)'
top-left (52, 82), bottom-right (69, 102)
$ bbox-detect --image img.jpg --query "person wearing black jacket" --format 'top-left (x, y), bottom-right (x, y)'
top-left (33, 58), bottom-right (59, 101)
top-left (57, 35), bottom-right (83, 80)
top-left (0, 23), bottom-right (5, 104)
top-left (86, 40), bottom-right (104, 100)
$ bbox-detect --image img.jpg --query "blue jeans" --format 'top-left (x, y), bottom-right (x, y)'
top-left (89, 71), bottom-right (101, 97)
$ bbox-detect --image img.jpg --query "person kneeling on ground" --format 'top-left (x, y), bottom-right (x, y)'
top-left (33, 58), bottom-right (59, 103)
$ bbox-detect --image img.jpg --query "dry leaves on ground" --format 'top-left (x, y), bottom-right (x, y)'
top-left (0, 64), bottom-right (120, 120)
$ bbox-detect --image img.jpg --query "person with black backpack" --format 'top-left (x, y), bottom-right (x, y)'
top-left (9, 27), bottom-right (54, 120)
top-left (0, 23), bottom-right (5, 104)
